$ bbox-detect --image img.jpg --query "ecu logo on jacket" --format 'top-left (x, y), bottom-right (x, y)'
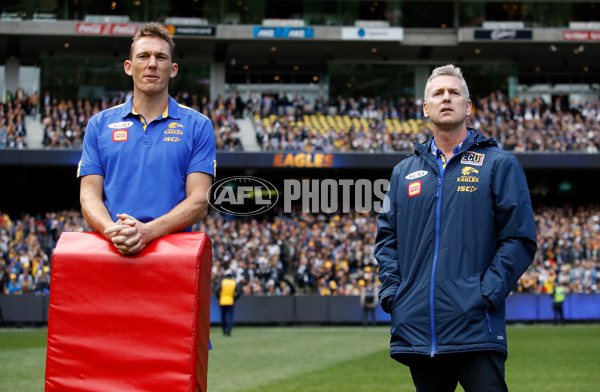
top-left (461, 151), bottom-right (485, 166)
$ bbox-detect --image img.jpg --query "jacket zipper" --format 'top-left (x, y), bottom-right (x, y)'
top-left (430, 173), bottom-right (444, 357)
top-left (423, 138), bottom-right (476, 358)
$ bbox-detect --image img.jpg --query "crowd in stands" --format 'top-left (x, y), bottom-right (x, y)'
top-left (36, 90), bottom-right (244, 151)
top-left (1, 88), bottom-right (243, 150)
top-left (196, 207), bottom-right (377, 297)
top-left (253, 92), bottom-right (600, 153)
top-left (0, 210), bottom-right (86, 295)
top-left (0, 87), bottom-right (33, 148)
top-left (4, 87), bottom-right (600, 153)
top-left (173, 91), bottom-right (244, 151)
top-left (518, 204), bottom-right (600, 295)
top-left (2, 204), bottom-right (599, 297)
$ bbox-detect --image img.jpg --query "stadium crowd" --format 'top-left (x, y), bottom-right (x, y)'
top-left (0, 87), bottom-right (31, 148)
top-left (37, 91), bottom-right (243, 151)
top-left (2, 204), bottom-right (599, 297)
top-left (1, 89), bottom-right (243, 151)
top-left (3, 88), bottom-right (599, 153)
top-left (253, 92), bottom-right (600, 153)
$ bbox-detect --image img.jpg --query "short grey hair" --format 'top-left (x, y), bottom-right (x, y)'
top-left (424, 64), bottom-right (470, 104)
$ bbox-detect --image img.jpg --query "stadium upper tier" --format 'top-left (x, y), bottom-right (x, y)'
top-left (2, 2), bottom-right (600, 103)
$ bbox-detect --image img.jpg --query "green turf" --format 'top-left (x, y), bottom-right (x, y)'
top-left (0, 328), bottom-right (48, 392)
top-left (0, 324), bottom-right (598, 391)
top-left (506, 325), bottom-right (600, 392)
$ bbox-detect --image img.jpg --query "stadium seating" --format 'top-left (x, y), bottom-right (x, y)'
top-left (0, 93), bottom-right (29, 148)
top-left (7, 89), bottom-right (598, 152)
top-left (1, 205), bottom-right (598, 298)
top-left (255, 92), bottom-right (600, 152)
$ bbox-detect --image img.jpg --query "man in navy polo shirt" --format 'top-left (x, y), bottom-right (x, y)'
top-left (78, 22), bottom-right (216, 255)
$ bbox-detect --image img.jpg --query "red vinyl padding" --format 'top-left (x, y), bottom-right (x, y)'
top-left (45, 232), bottom-right (212, 392)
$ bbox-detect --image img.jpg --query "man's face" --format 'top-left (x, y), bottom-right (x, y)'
top-left (423, 75), bottom-right (472, 128)
top-left (124, 36), bottom-right (178, 96)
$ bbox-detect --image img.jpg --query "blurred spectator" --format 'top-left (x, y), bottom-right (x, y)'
top-left (0, 94), bottom-right (28, 148)
top-left (552, 282), bottom-right (567, 325)
top-left (360, 279), bottom-right (379, 326)
top-left (5, 273), bottom-right (21, 295)
top-left (214, 270), bottom-right (242, 336)
top-left (29, 91), bottom-right (40, 116)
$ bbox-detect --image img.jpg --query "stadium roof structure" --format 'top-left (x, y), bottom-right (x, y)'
top-left (1, 19), bottom-right (599, 171)
top-left (0, 20), bottom-right (598, 85)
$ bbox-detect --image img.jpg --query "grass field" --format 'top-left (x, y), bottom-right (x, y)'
top-left (1, 324), bottom-right (599, 391)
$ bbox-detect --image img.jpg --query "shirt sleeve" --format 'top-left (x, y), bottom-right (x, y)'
top-left (77, 116), bottom-right (105, 178)
top-left (187, 115), bottom-right (217, 178)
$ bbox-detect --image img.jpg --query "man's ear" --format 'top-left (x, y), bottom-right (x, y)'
top-left (124, 60), bottom-right (132, 76)
top-left (170, 62), bottom-right (179, 79)
top-left (423, 101), bottom-right (430, 118)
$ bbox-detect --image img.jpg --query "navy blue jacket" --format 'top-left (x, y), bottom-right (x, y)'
top-left (375, 129), bottom-right (537, 360)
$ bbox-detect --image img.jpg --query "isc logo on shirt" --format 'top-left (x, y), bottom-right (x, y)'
top-left (113, 129), bottom-right (128, 142)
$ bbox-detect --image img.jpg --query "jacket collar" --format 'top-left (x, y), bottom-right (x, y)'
top-left (414, 127), bottom-right (497, 156)
top-left (412, 128), bottom-right (497, 172)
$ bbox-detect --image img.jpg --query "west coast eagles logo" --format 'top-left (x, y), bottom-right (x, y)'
top-left (457, 166), bottom-right (479, 192)
top-left (461, 167), bottom-right (479, 176)
top-left (163, 122), bottom-right (183, 142)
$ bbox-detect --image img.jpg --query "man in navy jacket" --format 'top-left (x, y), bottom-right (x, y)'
top-left (376, 64), bottom-right (537, 392)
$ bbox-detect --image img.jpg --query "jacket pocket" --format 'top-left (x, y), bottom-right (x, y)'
top-left (435, 273), bottom-right (490, 346)
top-left (390, 281), bottom-right (405, 310)
top-left (390, 281), bottom-right (430, 349)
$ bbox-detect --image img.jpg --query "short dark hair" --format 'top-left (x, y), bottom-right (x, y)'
top-left (129, 22), bottom-right (175, 60)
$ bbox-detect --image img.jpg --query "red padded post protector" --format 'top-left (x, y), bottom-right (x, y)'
top-left (45, 232), bottom-right (212, 392)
